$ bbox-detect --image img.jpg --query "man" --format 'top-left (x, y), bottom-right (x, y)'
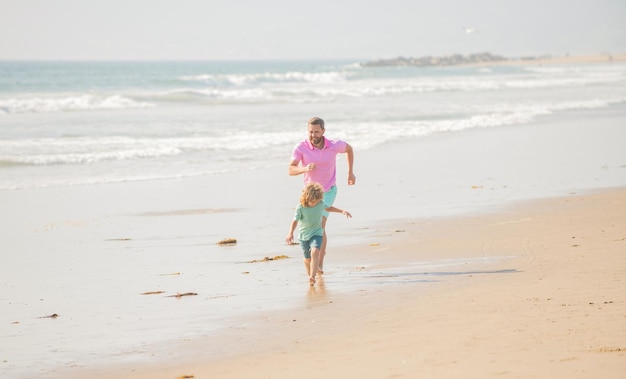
top-left (288, 117), bottom-right (356, 275)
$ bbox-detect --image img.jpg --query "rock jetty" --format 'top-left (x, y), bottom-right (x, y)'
top-left (361, 52), bottom-right (508, 67)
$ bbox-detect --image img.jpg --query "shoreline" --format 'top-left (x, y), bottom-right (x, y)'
top-left (2, 102), bottom-right (625, 378)
top-left (487, 53), bottom-right (626, 66)
top-left (72, 186), bottom-right (626, 379)
top-left (362, 53), bottom-right (626, 68)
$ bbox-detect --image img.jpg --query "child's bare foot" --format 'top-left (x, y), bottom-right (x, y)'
top-left (317, 267), bottom-right (324, 275)
top-left (309, 277), bottom-right (316, 286)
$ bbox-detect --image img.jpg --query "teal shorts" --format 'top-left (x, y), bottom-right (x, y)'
top-left (300, 235), bottom-right (323, 259)
top-left (322, 186), bottom-right (337, 218)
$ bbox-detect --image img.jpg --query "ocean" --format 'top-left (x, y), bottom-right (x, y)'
top-left (1, 59), bottom-right (626, 378)
top-left (2, 59), bottom-right (625, 190)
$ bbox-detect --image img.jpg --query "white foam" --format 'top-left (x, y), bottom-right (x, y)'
top-left (179, 70), bottom-right (347, 86)
top-left (337, 97), bottom-right (626, 151)
top-left (0, 94), bottom-right (155, 114)
top-left (0, 129), bottom-right (300, 167)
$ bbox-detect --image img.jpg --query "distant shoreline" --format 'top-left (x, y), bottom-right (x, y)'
top-left (488, 53), bottom-right (626, 66)
top-left (361, 53), bottom-right (626, 68)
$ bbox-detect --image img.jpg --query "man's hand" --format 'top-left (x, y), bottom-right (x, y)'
top-left (348, 173), bottom-right (356, 185)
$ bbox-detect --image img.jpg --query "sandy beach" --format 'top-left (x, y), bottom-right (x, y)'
top-left (502, 53), bottom-right (626, 66)
top-left (77, 187), bottom-right (626, 379)
top-left (2, 59), bottom-right (625, 379)
top-left (50, 103), bottom-right (624, 378)
top-left (475, 53), bottom-right (626, 67)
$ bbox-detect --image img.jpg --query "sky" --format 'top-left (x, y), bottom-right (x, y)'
top-left (1, 0), bottom-right (625, 61)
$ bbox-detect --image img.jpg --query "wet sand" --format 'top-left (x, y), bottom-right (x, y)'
top-left (81, 187), bottom-right (626, 379)
top-left (2, 102), bottom-right (625, 378)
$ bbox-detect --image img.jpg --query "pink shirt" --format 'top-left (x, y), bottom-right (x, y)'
top-left (291, 137), bottom-right (347, 191)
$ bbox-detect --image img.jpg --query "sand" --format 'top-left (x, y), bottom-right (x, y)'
top-left (73, 187), bottom-right (626, 379)
top-left (462, 53), bottom-right (626, 67)
top-left (502, 53), bottom-right (626, 66)
top-left (3, 87), bottom-right (625, 379)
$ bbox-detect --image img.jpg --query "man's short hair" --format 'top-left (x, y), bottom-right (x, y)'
top-left (308, 117), bottom-right (325, 129)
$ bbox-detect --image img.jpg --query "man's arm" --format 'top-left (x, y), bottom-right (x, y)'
top-left (289, 159), bottom-right (315, 176)
top-left (345, 143), bottom-right (356, 185)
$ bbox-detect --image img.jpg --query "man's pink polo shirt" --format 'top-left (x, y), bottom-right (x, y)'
top-left (291, 137), bottom-right (347, 192)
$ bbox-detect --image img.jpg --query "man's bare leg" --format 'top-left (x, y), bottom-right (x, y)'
top-left (304, 258), bottom-right (311, 278)
top-left (318, 216), bottom-right (328, 275)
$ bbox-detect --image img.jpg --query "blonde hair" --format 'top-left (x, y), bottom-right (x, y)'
top-left (300, 182), bottom-right (324, 206)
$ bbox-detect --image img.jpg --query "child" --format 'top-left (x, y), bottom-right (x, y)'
top-left (286, 182), bottom-right (352, 286)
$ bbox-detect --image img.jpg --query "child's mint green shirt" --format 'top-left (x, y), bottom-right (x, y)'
top-left (293, 201), bottom-right (329, 241)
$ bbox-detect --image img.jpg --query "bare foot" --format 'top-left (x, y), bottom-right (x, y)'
top-left (317, 267), bottom-right (324, 276)
top-left (309, 277), bottom-right (316, 286)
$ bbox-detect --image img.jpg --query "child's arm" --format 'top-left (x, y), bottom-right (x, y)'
top-left (286, 219), bottom-right (298, 244)
top-left (326, 206), bottom-right (352, 218)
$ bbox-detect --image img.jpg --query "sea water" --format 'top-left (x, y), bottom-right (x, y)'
top-left (2, 60), bottom-right (625, 190)
top-left (1, 60), bottom-right (626, 377)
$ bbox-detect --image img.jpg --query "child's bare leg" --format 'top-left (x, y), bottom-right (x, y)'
top-left (303, 258), bottom-right (311, 278)
top-left (318, 216), bottom-right (328, 274)
top-left (309, 248), bottom-right (319, 285)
